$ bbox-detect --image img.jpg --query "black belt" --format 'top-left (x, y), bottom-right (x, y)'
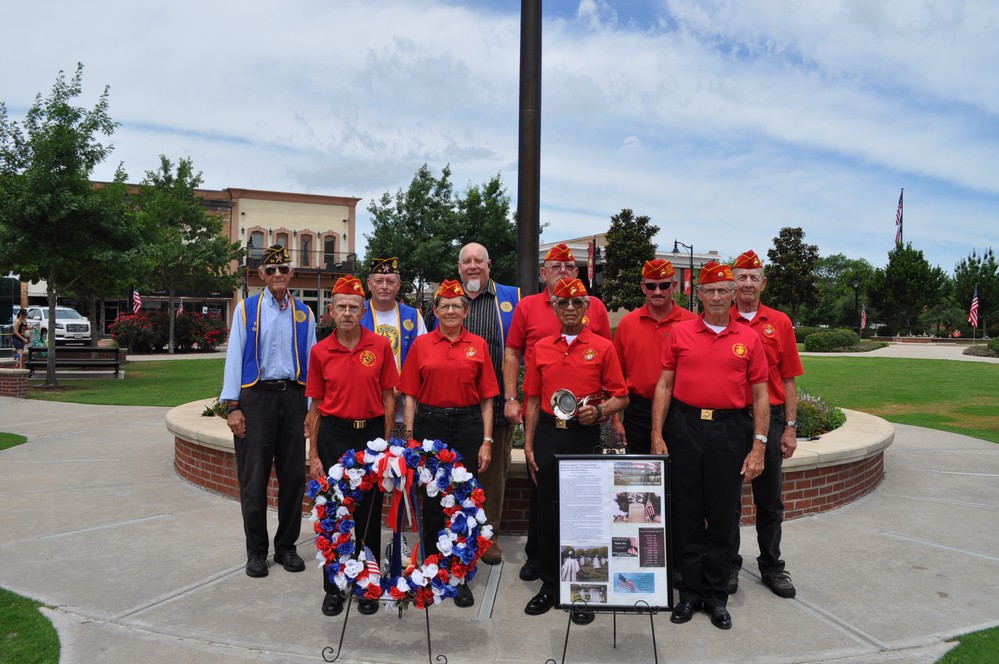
top-left (672, 399), bottom-right (748, 421)
top-left (627, 393), bottom-right (652, 409)
top-left (540, 411), bottom-right (595, 430)
top-left (325, 415), bottom-right (381, 430)
top-left (255, 379), bottom-right (300, 391)
top-left (770, 404), bottom-right (785, 420)
top-left (417, 404), bottom-right (477, 417)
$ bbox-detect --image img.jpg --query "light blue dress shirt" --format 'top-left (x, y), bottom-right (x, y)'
top-left (220, 289), bottom-right (317, 402)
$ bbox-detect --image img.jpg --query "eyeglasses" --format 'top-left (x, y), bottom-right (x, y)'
top-left (436, 303), bottom-right (466, 312)
top-left (700, 287), bottom-right (733, 297)
top-left (333, 304), bottom-right (362, 314)
top-left (554, 298), bottom-right (585, 310)
top-left (643, 281), bottom-right (674, 291)
top-left (545, 262), bottom-right (576, 273)
top-left (263, 265), bottom-right (291, 275)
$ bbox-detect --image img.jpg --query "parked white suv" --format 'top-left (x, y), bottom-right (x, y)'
top-left (25, 306), bottom-right (92, 344)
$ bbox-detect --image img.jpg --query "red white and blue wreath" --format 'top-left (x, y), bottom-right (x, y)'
top-left (306, 437), bottom-right (494, 610)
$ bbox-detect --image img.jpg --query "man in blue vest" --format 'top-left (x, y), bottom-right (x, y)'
top-left (221, 244), bottom-right (317, 578)
top-left (456, 242), bottom-right (520, 565)
top-left (362, 255), bottom-right (428, 422)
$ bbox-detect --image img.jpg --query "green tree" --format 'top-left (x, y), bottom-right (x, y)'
top-left (800, 254), bottom-right (875, 327)
top-left (765, 227), bottom-right (820, 324)
top-left (601, 209), bottom-right (659, 311)
top-left (0, 64), bottom-right (130, 385)
top-left (135, 155), bottom-right (243, 353)
top-left (868, 243), bottom-right (948, 335)
top-left (953, 247), bottom-right (997, 335)
top-left (365, 164), bottom-right (457, 306)
top-left (455, 174), bottom-right (516, 284)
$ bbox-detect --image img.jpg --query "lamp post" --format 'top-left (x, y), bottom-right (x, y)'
top-left (852, 278), bottom-right (860, 337)
top-left (672, 239), bottom-right (696, 314)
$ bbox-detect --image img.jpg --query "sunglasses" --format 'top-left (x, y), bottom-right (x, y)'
top-left (554, 298), bottom-right (585, 310)
top-left (263, 265), bottom-right (291, 275)
top-left (643, 281), bottom-right (674, 291)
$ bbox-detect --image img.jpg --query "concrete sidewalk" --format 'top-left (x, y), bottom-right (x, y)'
top-left (1, 398), bottom-right (998, 663)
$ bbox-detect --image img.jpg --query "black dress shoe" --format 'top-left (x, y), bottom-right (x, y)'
top-left (519, 560), bottom-right (541, 581)
top-left (524, 591), bottom-right (555, 616)
top-left (274, 551), bottom-right (305, 573)
top-left (357, 598), bottom-right (379, 615)
top-left (454, 584), bottom-right (475, 608)
top-left (669, 601), bottom-right (701, 624)
top-left (570, 610), bottom-right (595, 625)
top-left (321, 592), bottom-right (344, 616)
top-left (245, 555), bottom-right (268, 578)
top-left (707, 606), bottom-right (732, 630)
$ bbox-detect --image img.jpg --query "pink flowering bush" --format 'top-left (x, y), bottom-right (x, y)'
top-left (110, 311), bottom-right (227, 353)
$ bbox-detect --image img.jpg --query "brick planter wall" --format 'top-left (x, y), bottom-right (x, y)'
top-left (0, 368), bottom-right (29, 398)
top-left (167, 403), bottom-right (892, 535)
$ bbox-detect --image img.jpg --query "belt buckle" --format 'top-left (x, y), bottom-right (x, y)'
top-left (556, 419), bottom-right (568, 430)
top-left (700, 409), bottom-right (714, 421)
top-left (274, 380), bottom-right (287, 391)
top-left (353, 420), bottom-right (366, 430)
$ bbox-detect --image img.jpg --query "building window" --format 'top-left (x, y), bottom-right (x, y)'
top-left (249, 232), bottom-right (264, 258)
top-left (324, 236), bottom-right (337, 269)
top-left (276, 232), bottom-right (289, 248)
top-left (301, 236), bottom-right (312, 267)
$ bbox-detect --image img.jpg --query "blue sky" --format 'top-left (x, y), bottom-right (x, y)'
top-left (4, 0), bottom-right (998, 273)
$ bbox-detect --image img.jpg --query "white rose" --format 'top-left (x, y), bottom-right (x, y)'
top-left (441, 494), bottom-right (457, 509)
top-left (436, 536), bottom-right (453, 556)
top-left (368, 438), bottom-right (388, 452)
top-left (331, 465), bottom-right (344, 481)
top-left (481, 525), bottom-right (494, 540)
top-left (418, 467), bottom-right (433, 486)
top-left (422, 439), bottom-right (436, 453)
top-left (475, 507), bottom-right (487, 524)
top-left (410, 569), bottom-right (426, 586)
top-left (344, 559), bottom-right (364, 578)
top-left (315, 495), bottom-right (328, 506)
top-left (451, 467), bottom-right (472, 483)
top-left (423, 563), bottom-right (439, 579)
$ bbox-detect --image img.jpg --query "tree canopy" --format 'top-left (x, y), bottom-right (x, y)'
top-left (364, 164), bottom-right (517, 303)
top-left (765, 227), bottom-right (819, 324)
top-left (868, 242), bottom-right (948, 335)
top-left (0, 64), bottom-right (131, 384)
top-left (601, 209), bottom-right (659, 311)
top-left (952, 247), bottom-right (997, 333)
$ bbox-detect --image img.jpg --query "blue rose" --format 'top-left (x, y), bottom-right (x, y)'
top-left (306, 479), bottom-right (322, 498)
top-left (403, 448), bottom-right (421, 469)
top-left (337, 541), bottom-right (354, 555)
top-left (320, 518), bottom-right (337, 532)
top-left (436, 474), bottom-right (451, 490)
top-left (338, 519), bottom-right (355, 534)
top-left (466, 566), bottom-right (478, 583)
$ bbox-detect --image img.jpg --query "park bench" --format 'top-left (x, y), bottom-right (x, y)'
top-left (26, 346), bottom-right (125, 379)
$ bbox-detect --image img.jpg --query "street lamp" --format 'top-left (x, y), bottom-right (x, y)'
top-left (672, 239), bottom-right (696, 314)
top-left (852, 278), bottom-right (860, 337)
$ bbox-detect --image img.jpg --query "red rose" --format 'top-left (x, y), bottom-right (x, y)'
top-left (477, 536), bottom-right (492, 552)
top-left (313, 521), bottom-right (324, 534)
top-left (471, 488), bottom-right (486, 506)
top-left (438, 449), bottom-right (457, 463)
top-left (318, 477), bottom-right (329, 491)
top-left (355, 451), bottom-right (366, 463)
top-left (389, 586), bottom-right (407, 600)
top-left (365, 585), bottom-right (384, 600)
top-left (360, 478), bottom-right (374, 491)
top-left (451, 561), bottom-right (467, 578)
top-left (316, 504), bottom-right (327, 519)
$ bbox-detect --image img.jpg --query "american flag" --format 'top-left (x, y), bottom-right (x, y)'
top-left (968, 287), bottom-right (980, 328)
top-left (618, 574), bottom-right (637, 592)
top-left (132, 290), bottom-right (142, 315)
top-left (894, 189), bottom-right (904, 245)
top-left (361, 546), bottom-right (380, 579)
top-left (860, 306), bottom-right (867, 330)
top-left (684, 278), bottom-right (691, 295)
top-left (644, 495), bottom-right (656, 522)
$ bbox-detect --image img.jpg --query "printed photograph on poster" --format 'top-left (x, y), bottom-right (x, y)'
top-left (614, 572), bottom-right (656, 595)
top-left (613, 460), bottom-right (663, 486)
top-left (570, 583), bottom-right (608, 605)
top-left (612, 491), bottom-right (662, 524)
top-left (560, 546), bottom-right (609, 582)
top-left (638, 528), bottom-right (666, 568)
top-left (612, 537), bottom-right (639, 558)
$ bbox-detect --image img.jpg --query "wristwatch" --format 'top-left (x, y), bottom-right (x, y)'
top-left (227, 403), bottom-right (241, 414)
top-left (753, 433), bottom-right (768, 444)
top-left (505, 397), bottom-right (518, 403)
top-left (785, 420), bottom-right (797, 428)
top-left (483, 437), bottom-right (494, 443)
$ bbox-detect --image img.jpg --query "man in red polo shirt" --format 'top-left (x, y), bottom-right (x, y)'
top-left (521, 278), bottom-right (628, 623)
top-left (613, 258), bottom-right (697, 454)
top-left (651, 262), bottom-right (769, 631)
top-left (305, 275), bottom-right (399, 618)
top-left (729, 249), bottom-right (803, 599)
top-left (503, 242), bottom-right (612, 581)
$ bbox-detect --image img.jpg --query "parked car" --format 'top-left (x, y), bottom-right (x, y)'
top-left (25, 306), bottom-right (92, 344)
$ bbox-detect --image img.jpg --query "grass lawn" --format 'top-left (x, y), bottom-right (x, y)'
top-left (0, 587), bottom-right (59, 664)
top-left (799, 357), bottom-right (999, 444)
top-left (0, 433), bottom-right (28, 451)
top-left (26, 359), bottom-right (225, 407)
top-left (940, 627), bottom-right (999, 663)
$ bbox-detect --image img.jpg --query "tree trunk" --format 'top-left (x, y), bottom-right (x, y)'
top-left (168, 286), bottom-right (176, 354)
top-left (44, 271), bottom-right (58, 387)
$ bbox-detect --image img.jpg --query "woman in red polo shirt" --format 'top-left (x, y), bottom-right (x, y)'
top-left (400, 279), bottom-right (500, 609)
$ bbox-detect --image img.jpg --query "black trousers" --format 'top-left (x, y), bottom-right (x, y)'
top-left (666, 403), bottom-right (751, 609)
top-left (732, 407), bottom-right (786, 573)
top-left (622, 393), bottom-right (653, 455)
top-left (317, 415), bottom-right (385, 594)
top-left (413, 406), bottom-right (483, 561)
top-left (533, 415), bottom-right (601, 594)
top-left (234, 383), bottom-right (307, 558)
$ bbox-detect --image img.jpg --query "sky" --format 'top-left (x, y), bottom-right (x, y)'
top-left (4, 0), bottom-right (998, 274)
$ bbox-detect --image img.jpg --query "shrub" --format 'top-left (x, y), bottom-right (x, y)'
top-left (804, 328), bottom-right (859, 352)
top-left (989, 337), bottom-right (999, 354)
top-left (109, 311), bottom-right (227, 353)
top-left (794, 326), bottom-right (823, 344)
top-left (796, 390), bottom-right (846, 439)
top-left (317, 314), bottom-right (336, 342)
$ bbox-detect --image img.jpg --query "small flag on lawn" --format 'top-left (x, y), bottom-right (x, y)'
top-left (132, 290), bottom-right (142, 315)
top-left (968, 287), bottom-right (980, 328)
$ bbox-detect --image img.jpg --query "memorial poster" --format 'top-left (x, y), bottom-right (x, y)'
top-left (555, 455), bottom-right (673, 612)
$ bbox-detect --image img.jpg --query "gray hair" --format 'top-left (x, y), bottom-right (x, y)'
top-left (433, 294), bottom-right (471, 309)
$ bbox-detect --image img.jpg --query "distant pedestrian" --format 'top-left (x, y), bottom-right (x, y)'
top-left (12, 309), bottom-right (29, 368)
